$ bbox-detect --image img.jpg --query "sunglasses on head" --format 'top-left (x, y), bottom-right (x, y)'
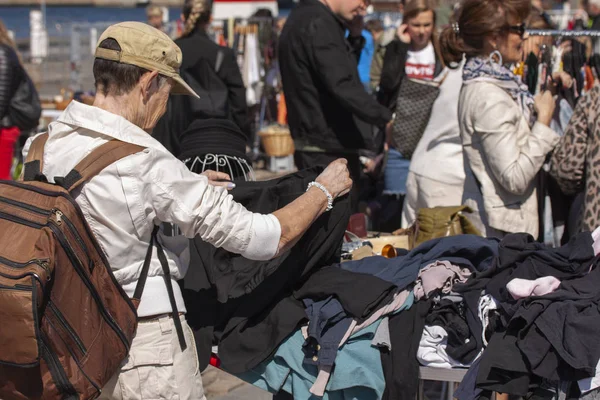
top-left (507, 23), bottom-right (527, 38)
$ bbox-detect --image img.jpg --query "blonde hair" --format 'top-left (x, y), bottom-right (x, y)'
top-left (181, 0), bottom-right (212, 38)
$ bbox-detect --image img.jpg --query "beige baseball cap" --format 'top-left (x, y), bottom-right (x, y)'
top-left (95, 21), bottom-right (199, 98)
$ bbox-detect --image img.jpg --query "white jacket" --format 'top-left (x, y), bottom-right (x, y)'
top-left (458, 81), bottom-right (560, 237)
top-left (23, 101), bottom-right (281, 317)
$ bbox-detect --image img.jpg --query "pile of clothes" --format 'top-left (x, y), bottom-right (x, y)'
top-left (181, 168), bottom-right (600, 400)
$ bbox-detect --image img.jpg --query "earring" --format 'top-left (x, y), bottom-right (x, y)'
top-left (488, 50), bottom-right (503, 66)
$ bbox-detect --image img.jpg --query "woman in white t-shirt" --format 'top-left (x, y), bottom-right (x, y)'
top-left (377, 0), bottom-right (465, 228)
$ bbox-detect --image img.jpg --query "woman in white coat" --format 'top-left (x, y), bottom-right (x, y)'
top-left (438, 0), bottom-right (562, 238)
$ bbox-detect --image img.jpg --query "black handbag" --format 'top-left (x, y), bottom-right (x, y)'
top-left (8, 64), bottom-right (41, 132)
top-left (390, 75), bottom-right (444, 160)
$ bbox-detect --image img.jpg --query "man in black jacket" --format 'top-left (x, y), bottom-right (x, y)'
top-left (279, 0), bottom-right (393, 185)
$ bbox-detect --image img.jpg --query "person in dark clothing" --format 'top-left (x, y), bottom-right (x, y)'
top-left (0, 20), bottom-right (36, 180)
top-left (278, 0), bottom-right (393, 184)
top-left (153, 0), bottom-right (250, 156)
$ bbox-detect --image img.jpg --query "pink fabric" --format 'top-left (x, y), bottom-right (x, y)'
top-left (414, 260), bottom-right (472, 300)
top-left (506, 276), bottom-right (561, 300)
top-left (310, 365), bottom-right (333, 397)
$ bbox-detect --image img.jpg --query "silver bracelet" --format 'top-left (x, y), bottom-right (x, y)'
top-left (307, 181), bottom-right (333, 212)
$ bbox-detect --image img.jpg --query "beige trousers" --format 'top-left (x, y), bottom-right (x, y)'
top-left (98, 315), bottom-right (205, 400)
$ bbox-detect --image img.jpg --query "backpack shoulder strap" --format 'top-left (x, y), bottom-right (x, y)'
top-left (22, 133), bottom-right (49, 182)
top-left (58, 140), bottom-right (145, 192)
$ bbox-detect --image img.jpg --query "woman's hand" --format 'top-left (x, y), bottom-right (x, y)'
top-left (315, 159), bottom-right (353, 199)
top-left (550, 71), bottom-right (574, 91)
top-left (396, 24), bottom-right (411, 44)
top-left (362, 153), bottom-right (385, 176)
top-left (534, 90), bottom-right (556, 127)
top-left (201, 170), bottom-right (236, 190)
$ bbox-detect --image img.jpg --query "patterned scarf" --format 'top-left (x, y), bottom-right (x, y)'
top-left (463, 57), bottom-right (535, 126)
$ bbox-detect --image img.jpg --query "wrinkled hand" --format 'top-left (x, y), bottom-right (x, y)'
top-left (534, 90), bottom-right (556, 127)
top-left (396, 24), bottom-right (411, 44)
top-left (201, 170), bottom-right (236, 190)
top-left (316, 159), bottom-right (353, 199)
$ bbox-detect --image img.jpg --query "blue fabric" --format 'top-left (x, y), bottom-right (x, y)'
top-left (453, 356), bottom-right (483, 400)
top-left (303, 297), bottom-right (354, 368)
top-left (357, 30), bottom-right (375, 87)
top-left (383, 148), bottom-right (410, 195)
top-left (341, 234), bottom-right (499, 285)
top-left (235, 295), bottom-right (415, 399)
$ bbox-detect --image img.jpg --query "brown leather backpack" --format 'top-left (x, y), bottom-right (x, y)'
top-left (0, 134), bottom-right (177, 400)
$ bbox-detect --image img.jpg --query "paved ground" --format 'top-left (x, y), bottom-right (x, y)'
top-left (203, 366), bottom-right (272, 400)
top-left (202, 364), bottom-right (272, 399)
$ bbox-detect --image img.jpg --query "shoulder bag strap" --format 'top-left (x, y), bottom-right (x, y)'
top-left (133, 225), bottom-right (187, 351)
top-left (57, 140), bottom-right (145, 192)
top-left (22, 132), bottom-right (49, 181)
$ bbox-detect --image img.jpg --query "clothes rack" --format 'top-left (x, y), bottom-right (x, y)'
top-left (526, 29), bottom-right (600, 37)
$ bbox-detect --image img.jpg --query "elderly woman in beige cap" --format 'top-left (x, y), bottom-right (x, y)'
top-left (22, 22), bottom-right (352, 400)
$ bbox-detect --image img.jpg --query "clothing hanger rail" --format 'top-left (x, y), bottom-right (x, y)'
top-left (526, 29), bottom-right (600, 37)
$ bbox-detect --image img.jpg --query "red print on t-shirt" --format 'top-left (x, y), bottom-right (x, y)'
top-left (405, 62), bottom-right (435, 80)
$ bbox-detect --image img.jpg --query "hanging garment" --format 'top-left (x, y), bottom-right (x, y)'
top-left (382, 299), bottom-right (432, 400)
top-left (454, 357), bottom-right (485, 400)
top-left (182, 167), bottom-right (353, 373)
top-left (244, 32), bottom-right (261, 107)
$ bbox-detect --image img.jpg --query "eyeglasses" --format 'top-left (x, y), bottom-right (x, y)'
top-left (507, 23), bottom-right (527, 38)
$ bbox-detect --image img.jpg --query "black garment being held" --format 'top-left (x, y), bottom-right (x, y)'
top-left (183, 168), bottom-right (360, 373)
top-left (278, 0), bottom-right (392, 152)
